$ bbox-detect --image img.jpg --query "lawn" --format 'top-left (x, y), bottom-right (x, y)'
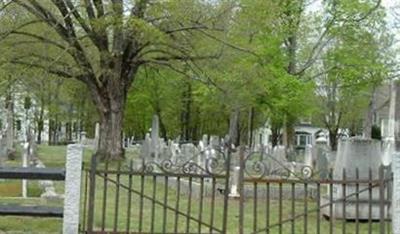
top-left (0, 145), bottom-right (390, 233)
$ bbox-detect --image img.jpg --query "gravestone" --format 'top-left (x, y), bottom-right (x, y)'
top-left (150, 115), bottom-right (160, 161)
top-left (94, 123), bottom-right (100, 151)
top-left (316, 152), bottom-right (329, 179)
top-left (22, 142), bottom-right (29, 198)
top-left (304, 144), bottom-right (313, 168)
top-left (229, 166), bottom-right (240, 198)
top-left (181, 143), bottom-right (197, 163)
top-left (139, 133), bottom-right (151, 162)
top-left (202, 134), bottom-right (208, 148)
top-left (209, 136), bottom-right (220, 149)
top-left (322, 137), bottom-right (388, 220)
top-left (0, 137), bottom-right (7, 165)
top-left (80, 131), bottom-right (87, 144)
top-left (159, 141), bottom-right (171, 162)
top-left (268, 145), bottom-right (288, 176)
top-left (170, 142), bottom-right (181, 164)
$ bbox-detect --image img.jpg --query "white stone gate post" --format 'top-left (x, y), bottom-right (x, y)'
top-left (63, 144), bottom-right (84, 234)
top-left (393, 153), bottom-right (400, 234)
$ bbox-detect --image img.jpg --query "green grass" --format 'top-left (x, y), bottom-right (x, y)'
top-left (0, 145), bottom-right (390, 233)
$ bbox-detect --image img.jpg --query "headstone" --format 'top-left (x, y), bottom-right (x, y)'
top-left (80, 131), bottom-right (87, 144)
top-left (150, 115), bottom-right (160, 161)
top-left (139, 133), bottom-right (151, 161)
top-left (202, 134), bottom-right (208, 147)
top-left (63, 144), bottom-right (84, 234)
top-left (229, 166), bottom-right (240, 198)
top-left (209, 136), bottom-right (220, 149)
top-left (94, 123), bottom-right (100, 151)
top-left (181, 143), bottom-right (197, 162)
top-left (22, 142), bottom-right (29, 198)
top-left (316, 152), bottom-right (329, 179)
top-left (269, 145), bottom-right (288, 176)
top-left (0, 137), bottom-right (7, 165)
top-left (198, 140), bottom-right (206, 152)
top-left (159, 141), bottom-right (171, 161)
top-left (304, 144), bottom-right (313, 168)
top-left (170, 142), bottom-right (181, 164)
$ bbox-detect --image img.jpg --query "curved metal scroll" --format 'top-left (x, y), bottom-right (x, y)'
top-left (243, 147), bottom-right (314, 180)
top-left (128, 146), bottom-right (228, 176)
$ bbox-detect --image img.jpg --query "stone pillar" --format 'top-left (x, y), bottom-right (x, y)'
top-left (393, 153), bottom-right (400, 234)
top-left (63, 144), bottom-right (84, 234)
top-left (22, 142), bottom-right (29, 198)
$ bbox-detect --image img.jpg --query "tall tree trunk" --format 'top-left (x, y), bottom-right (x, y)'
top-left (5, 93), bottom-right (14, 154)
top-left (228, 108), bottom-right (240, 146)
top-left (180, 81), bottom-right (192, 141)
top-left (329, 130), bottom-right (338, 151)
top-left (248, 107), bottom-right (255, 148)
top-left (89, 66), bottom-right (134, 160)
top-left (37, 100), bottom-right (44, 144)
top-left (363, 87), bottom-right (376, 139)
top-left (95, 95), bottom-right (126, 161)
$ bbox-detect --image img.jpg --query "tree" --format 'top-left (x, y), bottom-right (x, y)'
top-left (1, 0), bottom-right (233, 160)
top-left (314, 0), bottom-right (391, 150)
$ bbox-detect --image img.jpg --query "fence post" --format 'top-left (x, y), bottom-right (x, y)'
top-left (86, 154), bottom-right (97, 233)
top-left (62, 144), bottom-right (84, 234)
top-left (221, 146), bottom-right (232, 234)
top-left (392, 153), bottom-right (400, 234)
top-left (238, 146), bottom-right (245, 234)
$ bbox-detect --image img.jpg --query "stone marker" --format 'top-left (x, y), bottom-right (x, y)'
top-left (269, 145), bottom-right (287, 175)
top-left (150, 115), bottom-right (160, 161)
top-left (94, 122), bottom-right (100, 151)
top-left (304, 144), bottom-right (313, 168)
top-left (209, 135), bottom-right (220, 149)
top-left (63, 144), bottom-right (84, 234)
top-left (316, 152), bottom-right (329, 179)
top-left (80, 131), bottom-right (87, 144)
top-left (170, 142), bottom-right (181, 164)
top-left (140, 133), bottom-right (151, 161)
top-left (181, 143), bottom-right (197, 162)
top-left (229, 166), bottom-right (240, 198)
top-left (0, 137), bottom-right (7, 166)
top-left (22, 142), bottom-right (29, 198)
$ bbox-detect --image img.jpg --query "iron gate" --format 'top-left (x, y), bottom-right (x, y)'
top-left (80, 146), bottom-right (392, 234)
top-left (80, 148), bottom-right (231, 233)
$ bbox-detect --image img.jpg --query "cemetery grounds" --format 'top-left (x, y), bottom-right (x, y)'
top-left (0, 145), bottom-right (389, 233)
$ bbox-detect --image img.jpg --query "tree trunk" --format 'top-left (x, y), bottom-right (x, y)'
top-left (89, 70), bottom-right (132, 160)
top-left (5, 93), bottom-right (14, 153)
top-left (228, 108), bottom-right (240, 146)
top-left (248, 107), bottom-right (255, 148)
top-left (180, 81), bottom-right (192, 141)
top-left (36, 101), bottom-right (44, 144)
top-left (95, 96), bottom-right (125, 161)
top-left (363, 87), bottom-right (376, 139)
top-left (329, 130), bottom-right (338, 151)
